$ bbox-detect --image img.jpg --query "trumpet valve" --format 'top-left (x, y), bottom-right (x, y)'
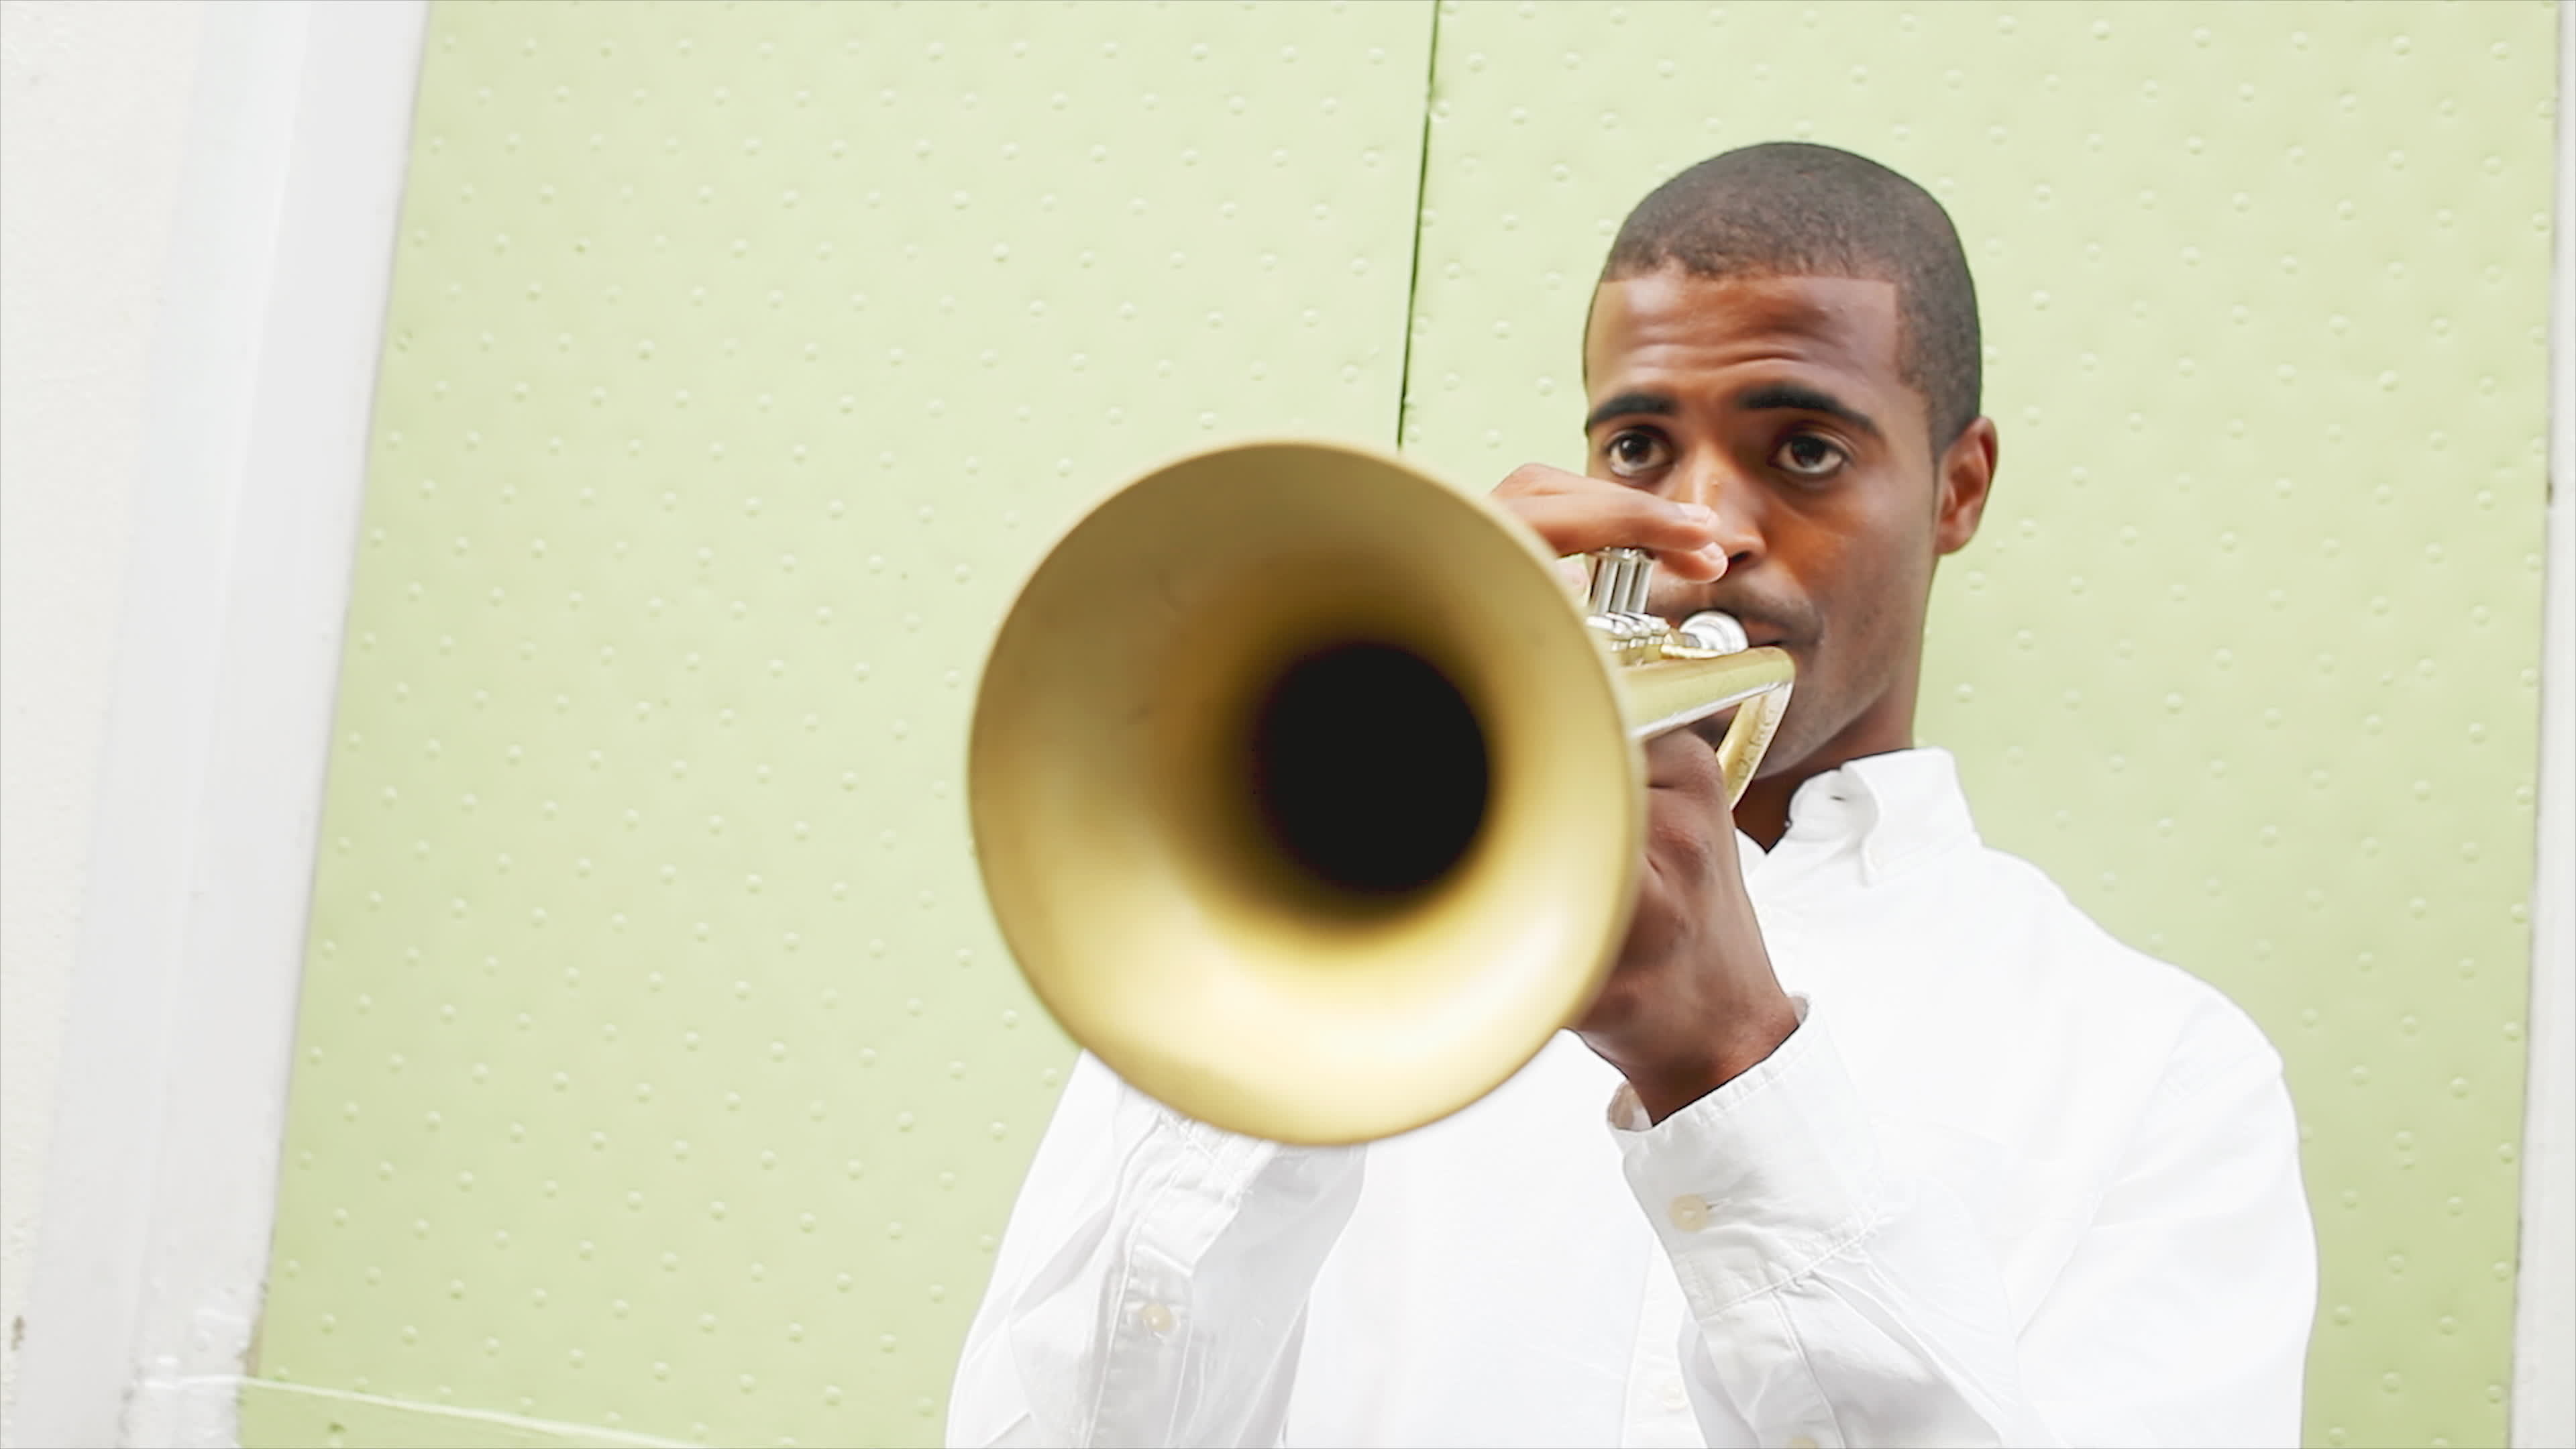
top-left (1586, 547), bottom-right (1748, 665)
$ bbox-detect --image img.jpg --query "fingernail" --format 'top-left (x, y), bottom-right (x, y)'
top-left (1673, 502), bottom-right (1717, 525)
top-left (1697, 545), bottom-right (1730, 573)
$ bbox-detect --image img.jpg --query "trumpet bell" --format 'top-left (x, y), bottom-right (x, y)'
top-left (970, 441), bottom-right (1642, 1144)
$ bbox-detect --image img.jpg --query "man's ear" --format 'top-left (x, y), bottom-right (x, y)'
top-left (1933, 416), bottom-right (1998, 555)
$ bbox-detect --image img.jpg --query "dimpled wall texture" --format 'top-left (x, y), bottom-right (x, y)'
top-left (1397, 4), bottom-right (2557, 1448)
top-left (246, 3), bottom-right (1432, 1444)
top-left (249, 2), bottom-right (2559, 1447)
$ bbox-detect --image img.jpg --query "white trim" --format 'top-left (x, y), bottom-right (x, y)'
top-left (2514, 6), bottom-right (2576, 1448)
top-left (9, 3), bottom-right (426, 1445)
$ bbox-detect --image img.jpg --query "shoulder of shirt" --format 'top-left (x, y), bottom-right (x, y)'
top-left (1960, 839), bottom-right (2289, 1108)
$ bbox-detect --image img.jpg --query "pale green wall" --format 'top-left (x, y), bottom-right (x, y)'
top-left (1398, 6), bottom-right (2558, 1446)
top-left (252, 3), bottom-right (2559, 1446)
top-left (249, 4), bottom-right (1432, 1442)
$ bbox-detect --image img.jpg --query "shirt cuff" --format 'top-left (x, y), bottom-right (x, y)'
top-left (1607, 996), bottom-right (1894, 1311)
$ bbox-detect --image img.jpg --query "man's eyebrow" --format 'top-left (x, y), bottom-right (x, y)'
top-left (1736, 382), bottom-right (1882, 439)
top-left (1583, 392), bottom-right (1677, 431)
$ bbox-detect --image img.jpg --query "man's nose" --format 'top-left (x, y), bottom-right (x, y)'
top-left (1669, 449), bottom-right (1764, 568)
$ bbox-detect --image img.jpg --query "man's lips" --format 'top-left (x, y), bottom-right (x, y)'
top-left (1713, 614), bottom-right (1797, 652)
top-left (1651, 592), bottom-right (1803, 652)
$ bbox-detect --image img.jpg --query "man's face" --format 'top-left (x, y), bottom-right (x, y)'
top-left (1582, 268), bottom-right (1992, 776)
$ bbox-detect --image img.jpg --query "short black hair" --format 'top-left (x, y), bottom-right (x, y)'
top-left (1601, 142), bottom-right (1982, 448)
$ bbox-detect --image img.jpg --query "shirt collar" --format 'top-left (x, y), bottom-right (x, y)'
top-left (1770, 746), bottom-right (1980, 885)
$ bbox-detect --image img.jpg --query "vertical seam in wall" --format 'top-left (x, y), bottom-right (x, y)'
top-left (1393, 0), bottom-right (1442, 449)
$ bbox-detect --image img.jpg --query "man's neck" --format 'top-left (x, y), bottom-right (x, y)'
top-left (1733, 694), bottom-right (1919, 851)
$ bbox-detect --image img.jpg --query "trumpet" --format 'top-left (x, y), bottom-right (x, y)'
top-left (967, 441), bottom-right (1794, 1144)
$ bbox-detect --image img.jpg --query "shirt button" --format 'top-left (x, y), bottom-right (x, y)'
top-left (1667, 1195), bottom-right (1709, 1231)
top-left (1137, 1302), bottom-right (1174, 1334)
top-left (1788, 1436), bottom-right (1819, 1449)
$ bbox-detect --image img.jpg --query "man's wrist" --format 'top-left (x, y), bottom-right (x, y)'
top-left (1625, 989), bottom-right (1803, 1124)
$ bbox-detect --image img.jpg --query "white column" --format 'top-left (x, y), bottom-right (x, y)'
top-left (6, 3), bottom-right (425, 1444)
top-left (2512, 7), bottom-right (2575, 1448)
top-left (1, 3), bottom-right (209, 1440)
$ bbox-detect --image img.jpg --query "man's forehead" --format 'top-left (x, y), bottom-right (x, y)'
top-left (1583, 270), bottom-right (1904, 388)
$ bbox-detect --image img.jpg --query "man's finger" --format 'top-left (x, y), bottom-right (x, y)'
top-left (1498, 490), bottom-right (1728, 580)
top-left (1641, 728), bottom-right (1725, 796)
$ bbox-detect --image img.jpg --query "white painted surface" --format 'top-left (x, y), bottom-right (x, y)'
top-left (2512, 9), bottom-right (2575, 1447)
top-left (0, 4), bottom-right (211, 1442)
top-left (2, 3), bottom-right (425, 1445)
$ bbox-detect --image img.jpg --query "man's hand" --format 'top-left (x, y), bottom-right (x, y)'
top-left (1491, 464), bottom-right (1803, 1124)
top-left (1492, 463), bottom-right (1734, 582)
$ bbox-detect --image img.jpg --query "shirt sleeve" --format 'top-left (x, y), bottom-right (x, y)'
top-left (947, 1050), bottom-right (1366, 1448)
top-left (1613, 998), bottom-right (2315, 1449)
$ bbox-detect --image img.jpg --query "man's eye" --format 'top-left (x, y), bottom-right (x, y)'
top-left (1605, 430), bottom-right (1670, 478)
top-left (1772, 433), bottom-right (1846, 478)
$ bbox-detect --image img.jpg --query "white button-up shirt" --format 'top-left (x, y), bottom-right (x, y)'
top-left (949, 749), bottom-right (2316, 1448)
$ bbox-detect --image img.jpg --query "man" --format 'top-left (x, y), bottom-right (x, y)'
top-left (949, 143), bottom-right (2316, 1448)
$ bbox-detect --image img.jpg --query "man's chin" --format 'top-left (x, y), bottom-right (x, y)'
top-left (1693, 710), bottom-right (1831, 784)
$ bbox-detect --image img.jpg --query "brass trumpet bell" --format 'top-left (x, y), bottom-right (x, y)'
top-left (969, 441), bottom-right (1792, 1145)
